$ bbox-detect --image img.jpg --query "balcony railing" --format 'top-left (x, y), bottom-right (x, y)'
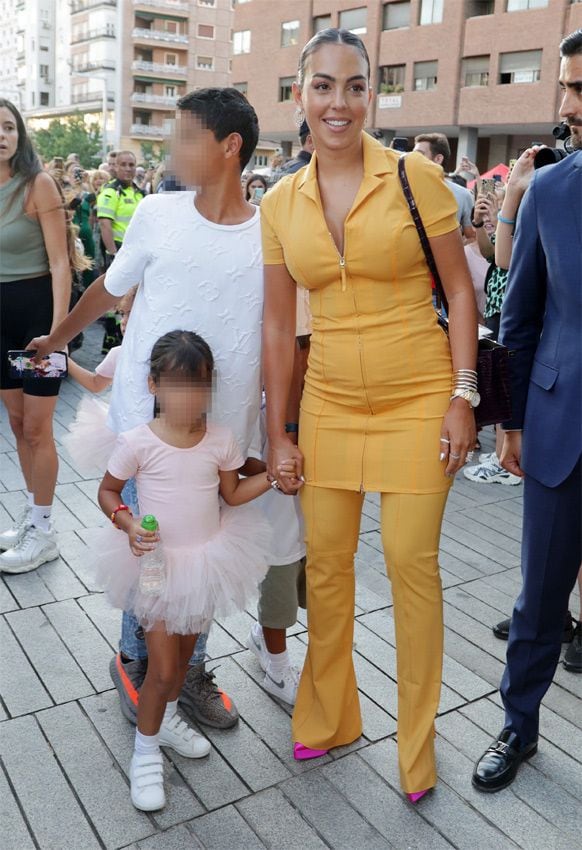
top-left (71, 27), bottom-right (116, 45)
top-left (73, 60), bottom-right (116, 73)
top-left (130, 123), bottom-right (165, 136)
top-left (132, 60), bottom-right (187, 76)
top-left (71, 90), bottom-right (114, 104)
top-left (132, 27), bottom-right (188, 44)
top-left (133, 0), bottom-right (188, 11)
top-left (131, 92), bottom-right (177, 106)
top-left (71, 0), bottom-right (117, 12)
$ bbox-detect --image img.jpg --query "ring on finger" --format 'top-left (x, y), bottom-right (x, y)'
top-left (270, 479), bottom-right (281, 491)
top-left (439, 438), bottom-right (450, 444)
top-left (450, 453), bottom-right (461, 460)
top-left (136, 534), bottom-right (143, 543)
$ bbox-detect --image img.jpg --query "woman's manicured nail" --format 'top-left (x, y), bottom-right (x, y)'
top-left (439, 452), bottom-right (446, 462)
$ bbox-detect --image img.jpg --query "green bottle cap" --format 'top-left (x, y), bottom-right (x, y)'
top-left (141, 514), bottom-right (158, 532)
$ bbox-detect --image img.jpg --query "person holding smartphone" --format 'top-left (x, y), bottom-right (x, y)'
top-left (244, 173), bottom-right (268, 204)
top-left (0, 99), bottom-right (71, 573)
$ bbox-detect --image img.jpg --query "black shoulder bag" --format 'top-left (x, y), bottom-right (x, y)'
top-left (397, 156), bottom-right (512, 428)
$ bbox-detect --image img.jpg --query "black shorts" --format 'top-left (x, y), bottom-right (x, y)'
top-left (0, 274), bottom-right (62, 397)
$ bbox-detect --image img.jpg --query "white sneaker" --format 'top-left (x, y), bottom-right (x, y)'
top-left (0, 504), bottom-right (32, 552)
top-left (130, 752), bottom-right (165, 811)
top-left (262, 663), bottom-right (300, 705)
top-left (463, 454), bottom-right (522, 486)
top-left (478, 451), bottom-right (494, 464)
top-left (159, 712), bottom-right (211, 758)
top-left (246, 623), bottom-right (268, 671)
top-left (0, 524), bottom-right (59, 574)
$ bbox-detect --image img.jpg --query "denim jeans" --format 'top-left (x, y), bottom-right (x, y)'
top-left (118, 478), bottom-right (209, 665)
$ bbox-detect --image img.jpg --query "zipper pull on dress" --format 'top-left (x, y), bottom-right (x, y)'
top-left (339, 256), bottom-right (347, 291)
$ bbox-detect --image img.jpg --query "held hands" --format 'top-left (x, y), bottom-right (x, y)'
top-left (440, 398), bottom-right (477, 478)
top-left (268, 438), bottom-right (305, 495)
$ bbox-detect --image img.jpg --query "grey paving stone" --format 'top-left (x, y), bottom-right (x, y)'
top-left (281, 769), bottom-right (392, 850)
top-left (55, 481), bottom-right (105, 527)
top-left (165, 743), bottom-right (249, 812)
top-left (322, 752), bottom-right (454, 850)
top-left (2, 567), bottom-right (55, 609)
top-left (137, 825), bottom-right (204, 850)
top-left (78, 590), bottom-right (121, 649)
top-left (204, 715), bottom-right (292, 791)
top-left (205, 620), bottom-right (244, 658)
top-left (57, 529), bottom-right (101, 590)
top-left (37, 556), bottom-right (87, 601)
top-left (0, 615), bottom-right (52, 716)
top-left (5, 606), bottom-right (94, 703)
top-left (0, 577), bottom-right (18, 614)
top-left (0, 763), bottom-right (36, 850)
top-left (37, 701), bottom-right (156, 848)
top-left (42, 597), bottom-right (118, 692)
top-left (0, 715), bottom-right (101, 850)
top-left (188, 805), bottom-right (267, 850)
top-left (236, 786), bottom-right (329, 850)
top-left (1, 453), bottom-right (26, 490)
top-left (80, 691), bottom-right (205, 831)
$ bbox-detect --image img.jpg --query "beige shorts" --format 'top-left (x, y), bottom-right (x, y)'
top-left (258, 558), bottom-right (306, 629)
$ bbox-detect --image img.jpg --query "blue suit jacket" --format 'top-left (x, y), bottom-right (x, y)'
top-left (499, 150), bottom-right (582, 488)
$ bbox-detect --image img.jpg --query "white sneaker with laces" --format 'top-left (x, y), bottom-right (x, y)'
top-left (246, 623), bottom-right (268, 671)
top-left (478, 451), bottom-right (494, 464)
top-left (0, 524), bottom-right (58, 573)
top-left (0, 504), bottom-right (32, 552)
top-left (463, 453), bottom-right (522, 486)
top-left (262, 663), bottom-right (300, 705)
top-left (130, 752), bottom-right (165, 811)
top-left (159, 712), bottom-right (211, 758)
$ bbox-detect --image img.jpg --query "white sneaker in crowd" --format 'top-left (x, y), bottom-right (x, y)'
top-left (246, 622), bottom-right (268, 671)
top-left (463, 453), bottom-right (522, 486)
top-left (0, 524), bottom-right (59, 574)
top-left (158, 712), bottom-right (211, 758)
top-left (130, 752), bottom-right (165, 811)
top-left (262, 662), bottom-right (300, 706)
top-left (478, 451), bottom-right (494, 464)
top-left (0, 504), bottom-right (32, 552)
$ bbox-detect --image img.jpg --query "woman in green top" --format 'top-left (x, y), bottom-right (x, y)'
top-left (0, 99), bottom-right (71, 574)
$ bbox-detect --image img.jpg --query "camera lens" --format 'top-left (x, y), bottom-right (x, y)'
top-left (533, 147), bottom-right (568, 169)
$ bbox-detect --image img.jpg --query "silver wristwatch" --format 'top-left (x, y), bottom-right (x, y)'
top-left (450, 389), bottom-right (481, 408)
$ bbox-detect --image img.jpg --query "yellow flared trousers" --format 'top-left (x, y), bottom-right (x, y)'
top-left (293, 484), bottom-right (448, 793)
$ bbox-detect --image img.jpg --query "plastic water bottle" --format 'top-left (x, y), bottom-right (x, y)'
top-left (138, 515), bottom-right (166, 596)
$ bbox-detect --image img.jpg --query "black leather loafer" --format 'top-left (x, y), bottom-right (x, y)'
top-left (472, 728), bottom-right (538, 793)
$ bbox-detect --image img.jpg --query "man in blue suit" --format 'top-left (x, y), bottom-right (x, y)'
top-left (473, 29), bottom-right (582, 793)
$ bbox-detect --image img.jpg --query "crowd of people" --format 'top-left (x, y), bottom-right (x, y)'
top-left (0, 22), bottom-right (580, 816)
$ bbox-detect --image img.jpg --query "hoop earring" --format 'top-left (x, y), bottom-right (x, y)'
top-left (295, 108), bottom-right (305, 127)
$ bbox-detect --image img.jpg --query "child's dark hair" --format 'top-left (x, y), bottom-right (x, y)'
top-left (150, 330), bottom-right (214, 384)
top-left (176, 88), bottom-right (259, 172)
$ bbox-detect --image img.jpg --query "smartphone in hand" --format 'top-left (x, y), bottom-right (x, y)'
top-left (8, 350), bottom-right (68, 380)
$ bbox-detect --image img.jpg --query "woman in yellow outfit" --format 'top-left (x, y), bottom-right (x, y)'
top-left (262, 28), bottom-right (478, 803)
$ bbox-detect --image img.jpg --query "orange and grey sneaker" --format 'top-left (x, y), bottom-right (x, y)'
top-left (178, 663), bottom-right (239, 729)
top-left (109, 653), bottom-right (148, 725)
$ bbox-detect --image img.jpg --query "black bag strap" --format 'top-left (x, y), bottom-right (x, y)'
top-left (397, 155), bottom-right (449, 315)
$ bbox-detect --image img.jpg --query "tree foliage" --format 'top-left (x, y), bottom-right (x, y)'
top-left (32, 113), bottom-right (103, 168)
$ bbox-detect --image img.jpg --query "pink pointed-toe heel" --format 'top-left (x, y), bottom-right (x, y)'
top-left (293, 742), bottom-right (329, 761)
top-left (406, 789), bottom-right (430, 804)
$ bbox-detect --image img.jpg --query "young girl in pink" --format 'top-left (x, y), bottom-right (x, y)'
top-left (96, 329), bottom-right (300, 811)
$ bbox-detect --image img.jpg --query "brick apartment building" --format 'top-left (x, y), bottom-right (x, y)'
top-left (232, 0), bottom-right (582, 170)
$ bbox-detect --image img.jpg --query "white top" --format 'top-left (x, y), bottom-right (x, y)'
top-left (95, 346), bottom-right (120, 379)
top-left (251, 399), bottom-right (306, 566)
top-left (445, 178), bottom-right (474, 228)
top-left (103, 192), bottom-right (263, 458)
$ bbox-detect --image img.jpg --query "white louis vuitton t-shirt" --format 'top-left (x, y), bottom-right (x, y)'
top-left (104, 192), bottom-right (263, 457)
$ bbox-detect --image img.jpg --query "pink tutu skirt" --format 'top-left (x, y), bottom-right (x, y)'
top-left (91, 504), bottom-right (271, 635)
top-left (62, 395), bottom-right (117, 476)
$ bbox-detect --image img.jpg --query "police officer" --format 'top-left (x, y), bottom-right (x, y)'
top-left (96, 150), bottom-right (144, 266)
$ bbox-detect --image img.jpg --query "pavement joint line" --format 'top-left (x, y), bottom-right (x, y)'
top-left (1, 613), bottom-right (56, 712)
top-left (0, 753), bottom-right (40, 850)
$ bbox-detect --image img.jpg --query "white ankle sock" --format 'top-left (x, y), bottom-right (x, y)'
top-left (134, 729), bottom-right (160, 756)
top-left (162, 699), bottom-right (179, 724)
top-left (31, 505), bottom-right (52, 533)
top-left (266, 649), bottom-right (290, 673)
top-left (26, 491), bottom-right (34, 508)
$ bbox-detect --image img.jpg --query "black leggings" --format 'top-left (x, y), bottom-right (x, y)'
top-left (0, 275), bottom-right (61, 397)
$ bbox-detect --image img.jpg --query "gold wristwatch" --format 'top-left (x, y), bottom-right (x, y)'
top-left (450, 389), bottom-right (481, 408)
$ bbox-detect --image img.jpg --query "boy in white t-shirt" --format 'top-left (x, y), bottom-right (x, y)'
top-left (28, 88), bottom-right (264, 735)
